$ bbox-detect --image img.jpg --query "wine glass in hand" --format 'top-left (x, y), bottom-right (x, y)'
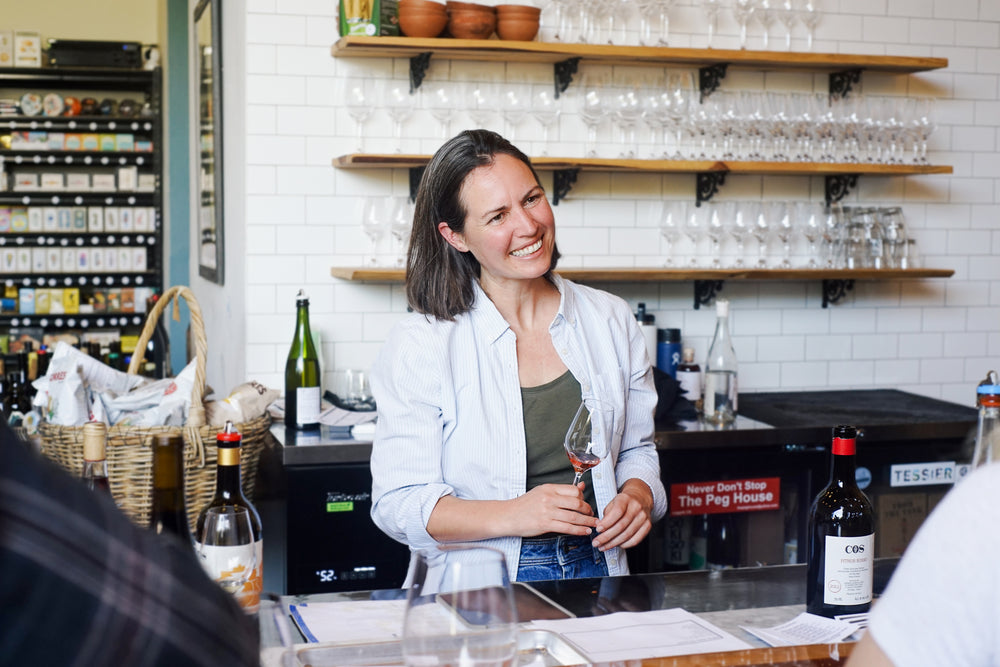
top-left (564, 399), bottom-right (614, 487)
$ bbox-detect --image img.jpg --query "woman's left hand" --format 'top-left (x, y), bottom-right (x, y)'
top-left (591, 479), bottom-right (655, 552)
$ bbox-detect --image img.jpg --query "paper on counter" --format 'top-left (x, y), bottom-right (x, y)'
top-left (741, 612), bottom-right (859, 647)
top-left (290, 599), bottom-right (407, 644)
top-left (528, 608), bottom-right (753, 661)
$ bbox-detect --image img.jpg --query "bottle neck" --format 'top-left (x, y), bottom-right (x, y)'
top-left (83, 459), bottom-right (108, 478)
top-left (214, 445), bottom-right (245, 502)
top-left (831, 437), bottom-right (858, 486)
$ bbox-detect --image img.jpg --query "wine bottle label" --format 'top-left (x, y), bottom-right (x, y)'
top-left (197, 540), bottom-right (263, 614)
top-left (676, 370), bottom-right (701, 401)
top-left (822, 533), bottom-right (874, 606)
top-left (295, 386), bottom-right (321, 425)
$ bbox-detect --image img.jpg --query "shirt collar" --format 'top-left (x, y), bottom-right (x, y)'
top-left (469, 273), bottom-right (576, 343)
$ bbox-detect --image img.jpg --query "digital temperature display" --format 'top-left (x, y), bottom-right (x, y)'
top-left (315, 565), bottom-right (377, 584)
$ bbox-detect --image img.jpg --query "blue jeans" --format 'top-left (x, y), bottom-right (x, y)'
top-left (516, 534), bottom-right (609, 581)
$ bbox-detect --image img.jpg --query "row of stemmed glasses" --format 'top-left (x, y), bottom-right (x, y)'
top-left (657, 199), bottom-right (840, 268)
top-left (705, 0), bottom-right (822, 49)
top-left (360, 195), bottom-right (414, 267)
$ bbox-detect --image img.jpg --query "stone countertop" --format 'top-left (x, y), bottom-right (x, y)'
top-left (271, 389), bottom-right (976, 466)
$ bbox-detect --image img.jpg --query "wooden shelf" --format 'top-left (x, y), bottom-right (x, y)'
top-left (331, 267), bottom-right (953, 282)
top-left (331, 36), bottom-right (948, 74)
top-left (333, 153), bottom-right (953, 177)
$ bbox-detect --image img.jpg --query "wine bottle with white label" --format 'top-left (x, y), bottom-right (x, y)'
top-left (195, 421), bottom-right (263, 614)
top-left (806, 424), bottom-right (875, 618)
top-left (284, 289), bottom-right (321, 430)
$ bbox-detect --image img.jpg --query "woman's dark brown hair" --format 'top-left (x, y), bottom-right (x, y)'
top-left (405, 129), bottom-right (560, 320)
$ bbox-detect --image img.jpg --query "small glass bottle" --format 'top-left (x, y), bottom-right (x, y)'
top-left (81, 420), bottom-right (112, 497)
top-left (149, 434), bottom-right (194, 546)
top-left (675, 347), bottom-right (702, 405)
top-left (702, 299), bottom-right (738, 425)
top-left (971, 380), bottom-right (1000, 469)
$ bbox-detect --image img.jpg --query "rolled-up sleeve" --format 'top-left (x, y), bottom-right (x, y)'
top-left (369, 317), bottom-right (453, 551)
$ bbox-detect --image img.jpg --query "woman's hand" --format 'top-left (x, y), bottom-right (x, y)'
top-left (513, 483), bottom-right (598, 538)
top-left (592, 479), bottom-right (654, 552)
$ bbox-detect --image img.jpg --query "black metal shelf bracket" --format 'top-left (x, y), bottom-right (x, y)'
top-left (552, 168), bottom-right (579, 205)
top-left (825, 174), bottom-right (859, 206)
top-left (409, 52), bottom-right (433, 93)
top-left (822, 278), bottom-right (854, 308)
top-left (408, 166), bottom-right (426, 203)
top-left (554, 57), bottom-right (581, 98)
top-left (694, 279), bottom-right (724, 309)
top-left (699, 63), bottom-right (728, 102)
top-left (696, 172), bottom-right (726, 206)
top-left (829, 68), bottom-right (862, 101)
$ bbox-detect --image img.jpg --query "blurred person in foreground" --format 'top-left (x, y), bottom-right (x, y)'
top-left (0, 426), bottom-right (259, 666)
top-left (370, 129), bottom-right (667, 582)
top-left (846, 462), bottom-right (1000, 666)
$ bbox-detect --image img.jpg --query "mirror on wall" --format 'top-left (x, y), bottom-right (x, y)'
top-left (194, 0), bottom-right (224, 284)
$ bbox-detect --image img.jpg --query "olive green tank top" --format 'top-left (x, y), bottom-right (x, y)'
top-left (522, 371), bottom-right (597, 515)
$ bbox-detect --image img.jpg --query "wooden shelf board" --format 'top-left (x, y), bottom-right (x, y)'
top-left (331, 267), bottom-right (954, 282)
top-left (331, 37), bottom-right (948, 73)
top-left (333, 154), bottom-right (953, 176)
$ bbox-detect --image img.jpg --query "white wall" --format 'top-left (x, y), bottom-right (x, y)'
top-left (235, 0), bottom-right (1000, 406)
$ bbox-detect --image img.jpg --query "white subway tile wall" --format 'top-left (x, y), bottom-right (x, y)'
top-left (240, 0), bottom-right (1000, 406)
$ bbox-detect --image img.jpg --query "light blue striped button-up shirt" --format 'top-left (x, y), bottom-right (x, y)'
top-left (370, 274), bottom-right (668, 581)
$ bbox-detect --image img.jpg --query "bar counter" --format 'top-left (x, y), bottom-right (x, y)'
top-left (272, 389), bottom-right (976, 464)
top-left (261, 559), bottom-right (900, 666)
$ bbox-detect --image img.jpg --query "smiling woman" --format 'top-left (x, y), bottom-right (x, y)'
top-left (368, 130), bottom-right (668, 584)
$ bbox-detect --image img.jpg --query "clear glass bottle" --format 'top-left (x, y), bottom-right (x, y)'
top-left (284, 289), bottom-right (321, 430)
top-left (702, 299), bottom-right (737, 425)
top-left (806, 425), bottom-right (875, 618)
top-left (971, 380), bottom-right (1000, 469)
top-left (81, 420), bottom-right (112, 497)
top-left (195, 421), bottom-right (263, 614)
top-left (149, 433), bottom-right (194, 546)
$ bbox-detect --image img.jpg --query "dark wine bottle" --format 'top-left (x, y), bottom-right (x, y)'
top-left (195, 421), bottom-right (263, 613)
top-left (284, 289), bottom-right (321, 430)
top-left (81, 421), bottom-right (112, 497)
top-left (143, 293), bottom-right (172, 379)
top-left (149, 434), bottom-right (194, 546)
top-left (806, 424), bottom-right (875, 618)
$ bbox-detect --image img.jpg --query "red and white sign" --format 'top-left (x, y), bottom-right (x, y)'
top-left (669, 477), bottom-right (781, 516)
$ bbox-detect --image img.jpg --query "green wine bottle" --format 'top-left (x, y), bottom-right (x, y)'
top-left (284, 289), bottom-right (321, 430)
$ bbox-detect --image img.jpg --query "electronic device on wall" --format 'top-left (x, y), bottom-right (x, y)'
top-left (47, 39), bottom-right (143, 69)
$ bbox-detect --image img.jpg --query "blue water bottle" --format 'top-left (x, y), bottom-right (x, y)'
top-left (657, 328), bottom-right (682, 378)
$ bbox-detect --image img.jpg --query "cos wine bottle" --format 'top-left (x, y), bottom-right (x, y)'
top-left (81, 421), bottom-right (112, 497)
top-left (195, 421), bottom-right (263, 614)
top-left (285, 289), bottom-right (321, 430)
top-left (806, 425), bottom-right (875, 618)
top-left (149, 434), bottom-right (194, 546)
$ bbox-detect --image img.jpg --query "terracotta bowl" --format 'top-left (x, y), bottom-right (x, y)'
top-left (447, 9), bottom-right (497, 39)
top-left (400, 8), bottom-right (449, 37)
top-left (496, 4), bottom-right (541, 18)
top-left (400, 0), bottom-right (447, 9)
top-left (496, 16), bottom-right (539, 40)
top-left (446, 1), bottom-right (494, 12)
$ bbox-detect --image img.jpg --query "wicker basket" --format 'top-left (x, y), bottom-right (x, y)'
top-left (39, 286), bottom-right (273, 532)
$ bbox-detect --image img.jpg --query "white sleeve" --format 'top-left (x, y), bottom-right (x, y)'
top-left (867, 463), bottom-right (1000, 666)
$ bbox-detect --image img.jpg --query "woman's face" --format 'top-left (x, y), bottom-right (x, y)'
top-left (438, 153), bottom-right (555, 289)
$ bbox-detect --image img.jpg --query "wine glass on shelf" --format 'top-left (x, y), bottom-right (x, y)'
top-left (640, 88), bottom-right (669, 159)
top-left (730, 0), bottom-right (756, 50)
top-left (911, 97), bottom-right (936, 164)
top-left (753, 0), bottom-right (778, 50)
top-left (465, 80), bottom-right (499, 130)
top-left (659, 200), bottom-right (686, 266)
top-left (501, 85), bottom-right (529, 145)
top-left (403, 545), bottom-right (517, 667)
top-left (666, 70), bottom-right (696, 159)
top-left (771, 201), bottom-right (794, 268)
top-left (360, 196), bottom-right (389, 266)
top-left (611, 81), bottom-right (642, 159)
top-left (703, 0), bottom-right (724, 48)
top-left (751, 202), bottom-right (772, 268)
top-left (705, 201), bottom-right (729, 267)
top-left (531, 88), bottom-right (561, 155)
top-left (776, 0), bottom-right (797, 50)
top-left (794, 0), bottom-right (822, 50)
top-left (799, 201), bottom-right (823, 268)
top-left (564, 398), bottom-right (614, 487)
top-left (638, 0), bottom-right (677, 46)
top-left (727, 201), bottom-right (754, 268)
top-left (683, 203), bottom-right (706, 266)
top-left (197, 506), bottom-right (258, 606)
top-left (424, 81), bottom-right (457, 141)
top-left (342, 77), bottom-right (374, 153)
top-left (382, 82), bottom-right (414, 153)
top-left (577, 73), bottom-right (609, 158)
top-left (389, 196), bottom-right (414, 267)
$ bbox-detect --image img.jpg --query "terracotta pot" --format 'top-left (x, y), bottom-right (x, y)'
top-left (447, 9), bottom-right (497, 39)
top-left (496, 16), bottom-right (539, 40)
top-left (446, 1), bottom-right (494, 12)
top-left (496, 4), bottom-right (541, 18)
top-left (400, 8), bottom-right (449, 37)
